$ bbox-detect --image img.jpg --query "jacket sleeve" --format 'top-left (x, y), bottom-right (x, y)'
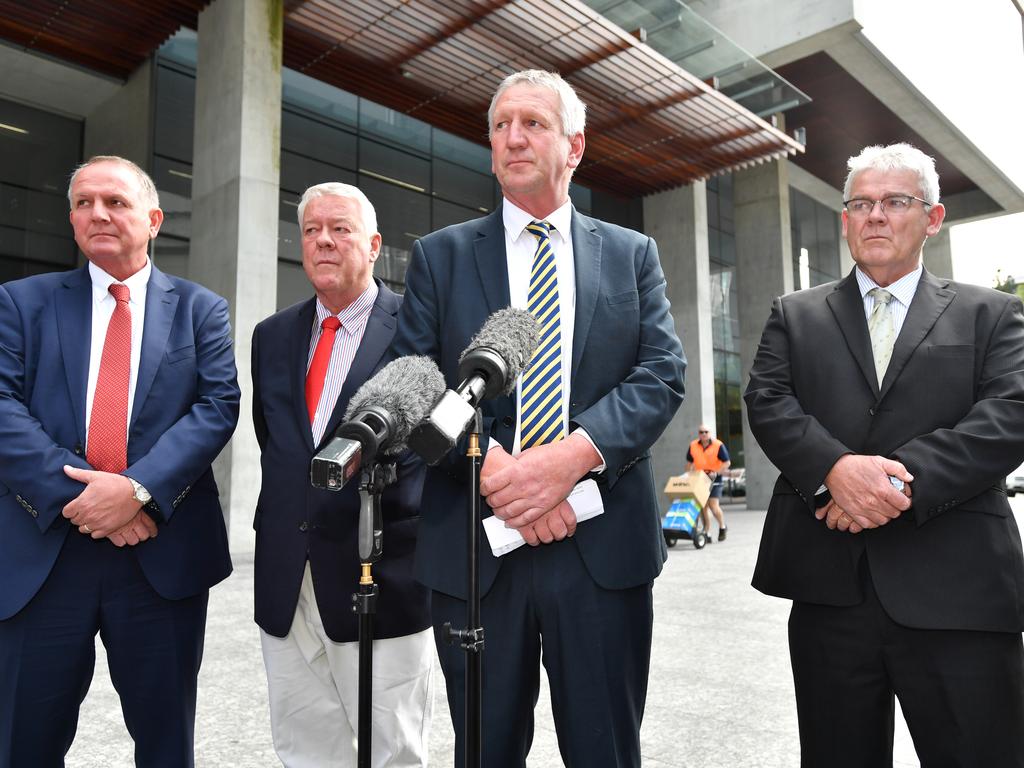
top-left (743, 295), bottom-right (852, 503)
top-left (567, 235), bottom-right (686, 487)
top-left (892, 294), bottom-right (1024, 524)
top-left (122, 295), bottom-right (240, 522)
top-left (0, 284), bottom-right (93, 532)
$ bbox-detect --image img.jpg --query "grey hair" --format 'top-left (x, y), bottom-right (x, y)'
top-left (844, 143), bottom-right (941, 204)
top-left (487, 69), bottom-right (587, 139)
top-left (67, 155), bottom-right (160, 210)
top-left (297, 182), bottom-right (378, 235)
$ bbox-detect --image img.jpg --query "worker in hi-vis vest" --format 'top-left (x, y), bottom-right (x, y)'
top-left (686, 425), bottom-right (732, 541)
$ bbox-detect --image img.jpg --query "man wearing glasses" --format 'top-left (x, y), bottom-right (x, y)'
top-left (745, 143), bottom-right (1024, 766)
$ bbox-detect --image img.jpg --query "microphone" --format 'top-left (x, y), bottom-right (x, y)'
top-left (409, 308), bottom-right (540, 465)
top-left (310, 355), bottom-right (446, 491)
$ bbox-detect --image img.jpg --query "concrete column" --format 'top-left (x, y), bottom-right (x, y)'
top-left (735, 159), bottom-right (794, 510)
top-left (643, 181), bottom-right (716, 503)
top-left (190, 0), bottom-right (282, 555)
top-left (923, 226), bottom-right (953, 278)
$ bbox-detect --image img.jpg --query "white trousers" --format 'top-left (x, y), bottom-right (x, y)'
top-left (260, 562), bottom-right (434, 768)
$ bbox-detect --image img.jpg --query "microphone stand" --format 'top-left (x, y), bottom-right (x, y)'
top-left (353, 461), bottom-right (396, 768)
top-left (443, 409), bottom-right (484, 768)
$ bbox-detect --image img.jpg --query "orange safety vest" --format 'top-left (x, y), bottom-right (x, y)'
top-left (689, 438), bottom-right (726, 472)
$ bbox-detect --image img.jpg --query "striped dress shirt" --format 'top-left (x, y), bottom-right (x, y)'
top-left (307, 281), bottom-right (378, 446)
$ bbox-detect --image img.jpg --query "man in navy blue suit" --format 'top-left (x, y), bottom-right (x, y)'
top-left (0, 155), bottom-right (239, 767)
top-left (390, 70), bottom-right (686, 767)
top-left (251, 182), bottom-right (432, 766)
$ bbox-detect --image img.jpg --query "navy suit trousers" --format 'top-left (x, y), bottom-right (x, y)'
top-left (432, 539), bottom-right (653, 768)
top-left (0, 531), bottom-right (208, 768)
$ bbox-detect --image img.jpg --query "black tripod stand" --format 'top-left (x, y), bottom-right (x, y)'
top-left (353, 461), bottom-right (396, 768)
top-left (442, 409), bottom-right (485, 768)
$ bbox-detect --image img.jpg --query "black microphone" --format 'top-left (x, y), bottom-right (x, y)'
top-left (410, 308), bottom-right (540, 465)
top-left (310, 356), bottom-right (445, 491)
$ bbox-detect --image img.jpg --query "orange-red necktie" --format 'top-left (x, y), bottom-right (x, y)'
top-left (87, 283), bottom-right (131, 473)
top-left (305, 316), bottom-right (342, 424)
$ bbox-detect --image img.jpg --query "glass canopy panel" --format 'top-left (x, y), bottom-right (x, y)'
top-left (582, 0), bottom-right (811, 117)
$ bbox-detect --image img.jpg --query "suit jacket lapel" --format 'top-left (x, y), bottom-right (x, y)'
top-left (131, 267), bottom-right (179, 429)
top-left (879, 269), bottom-right (954, 400)
top-left (826, 270), bottom-right (877, 394)
top-left (318, 282), bottom-right (398, 450)
top-left (291, 297), bottom-right (318, 452)
top-left (57, 266), bottom-right (93, 441)
top-left (570, 211), bottom-right (601, 383)
top-left (472, 210), bottom-right (511, 315)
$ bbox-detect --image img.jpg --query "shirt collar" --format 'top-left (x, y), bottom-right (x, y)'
top-left (855, 263), bottom-right (922, 309)
top-left (502, 197), bottom-right (574, 244)
top-left (315, 279), bottom-right (379, 335)
top-left (88, 258), bottom-right (152, 303)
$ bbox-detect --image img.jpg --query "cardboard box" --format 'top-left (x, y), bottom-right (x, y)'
top-left (663, 470), bottom-right (712, 508)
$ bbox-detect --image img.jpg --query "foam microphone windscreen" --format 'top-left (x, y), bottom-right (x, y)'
top-left (458, 308), bottom-right (540, 397)
top-left (344, 355), bottom-right (446, 455)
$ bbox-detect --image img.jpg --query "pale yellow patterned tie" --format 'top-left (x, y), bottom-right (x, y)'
top-left (867, 288), bottom-right (895, 385)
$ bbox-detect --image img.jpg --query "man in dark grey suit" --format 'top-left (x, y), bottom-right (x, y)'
top-left (390, 70), bottom-right (685, 767)
top-left (745, 142), bottom-right (1024, 767)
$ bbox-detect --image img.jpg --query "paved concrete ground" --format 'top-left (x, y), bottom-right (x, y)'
top-left (65, 496), bottom-right (1024, 766)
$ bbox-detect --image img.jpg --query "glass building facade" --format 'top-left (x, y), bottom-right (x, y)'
top-left (790, 187), bottom-right (841, 290)
top-left (0, 98), bottom-right (82, 283)
top-left (706, 173), bottom-right (744, 467)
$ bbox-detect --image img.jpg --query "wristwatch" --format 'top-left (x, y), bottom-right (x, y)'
top-left (128, 477), bottom-right (152, 506)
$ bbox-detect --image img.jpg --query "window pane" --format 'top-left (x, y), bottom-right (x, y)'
top-left (359, 101), bottom-right (430, 154)
top-left (154, 66), bottom-right (196, 164)
top-left (282, 111), bottom-right (357, 174)
top-left (433, 159), bottom-right (492, 212)
top-left (359, 139), bottom-right (430, 193)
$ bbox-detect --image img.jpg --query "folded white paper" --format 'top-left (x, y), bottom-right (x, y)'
top-left (482, 478), bottom-right (605, 557)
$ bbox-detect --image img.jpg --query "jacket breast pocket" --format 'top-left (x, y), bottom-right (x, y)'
top-left (926, 344), bottom-right (973, 359)
top-left (606, 289), bottom-right (639, 310)
top-left (166, 345), bottom-right (196, 365)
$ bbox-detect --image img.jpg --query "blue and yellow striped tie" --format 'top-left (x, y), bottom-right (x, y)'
top-left (520, 221), bottom-right (566, 450)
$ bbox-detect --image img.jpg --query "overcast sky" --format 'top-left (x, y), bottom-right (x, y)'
top-left (859, 1), bottom-right (1024, 288)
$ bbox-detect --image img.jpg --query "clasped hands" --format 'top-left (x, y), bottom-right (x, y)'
top-left (479, 435), bottom-right (599, 547)
top-left (61, 465), bottom-right (158, 547)
top-left (817, 454), bottom-right (913, 534)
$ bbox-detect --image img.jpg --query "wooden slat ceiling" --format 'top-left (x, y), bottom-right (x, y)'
top-left (0, 1), bottom-right (207, 77)
top-left (283, 0), bottom-right (803, 196)
top-left (0, 0), bottom-right (803, 197)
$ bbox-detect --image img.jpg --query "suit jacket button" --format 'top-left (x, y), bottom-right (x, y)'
top-left (74, 443), bottom-right (83, 456)
top-left (869, 408), bottom-right (875, 416)
top-left (299, 521), bottom-right (308, 532)
top-left (502, 416), bottom-right (513, 428)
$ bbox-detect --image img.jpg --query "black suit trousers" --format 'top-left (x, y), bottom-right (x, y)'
top-left (789, 559), bottom-right (1024, 768)
top-left (432, 539), bottom-right (653, 768)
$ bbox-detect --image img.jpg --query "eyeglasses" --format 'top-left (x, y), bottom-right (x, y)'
top-left (843, 194), bottom-right (932, 217)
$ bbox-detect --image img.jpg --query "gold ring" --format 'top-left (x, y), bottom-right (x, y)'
top-left (83, 524), bottom-right (92, 533)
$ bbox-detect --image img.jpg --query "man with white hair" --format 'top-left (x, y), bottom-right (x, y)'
top-left (251, 182), bottom-right (432, 766)
top-left (746, 143), bottom-right (1024, 765)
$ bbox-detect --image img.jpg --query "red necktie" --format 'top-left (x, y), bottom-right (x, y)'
top-left (305, 316), bottom-right (342, 424)
top-left (87, 283), bottom-right (131, 473)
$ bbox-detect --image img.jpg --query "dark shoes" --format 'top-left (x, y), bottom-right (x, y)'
top-left (718, 527), bottom-right (728, 542)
